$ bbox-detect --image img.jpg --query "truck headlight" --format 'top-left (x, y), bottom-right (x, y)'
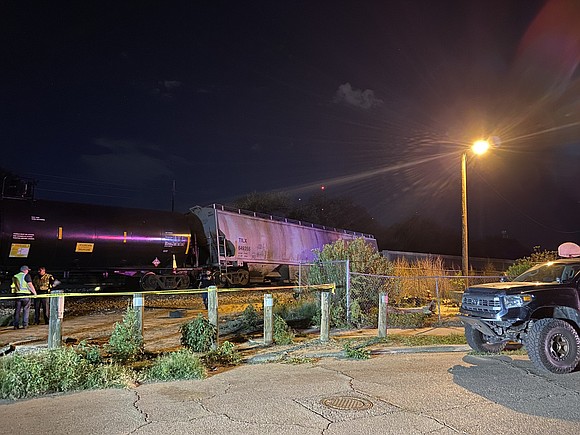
top-left (503, 294), bottom-right (533, 308)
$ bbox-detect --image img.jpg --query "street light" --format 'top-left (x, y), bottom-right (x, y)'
top-left (461, 139), bottom-right (490, 282)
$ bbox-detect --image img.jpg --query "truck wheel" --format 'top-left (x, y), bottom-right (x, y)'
top-left (465, 324), bottom-right (507, 353)
top-left (526, 318), bottom-right (580, 374)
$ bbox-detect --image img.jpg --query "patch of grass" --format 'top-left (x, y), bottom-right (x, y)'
top-left (202, 341), bottom-right (242, 367)
top-left (468, 347), bottom-right (528, 356)
top-left (502, 348), bottom-right (528, 355)
top-left (180, 314), bottom-right (216, 352)
top-left (0, 347), bottom-right (135, 400)
top-left (145, 349), bottom-right (206, 381)
top-left (280, 356), bottom-right (316, 365)
top-left (343, 341), bottom-right (371, 359)
top-left (385, 334), bottom-right (467, 347)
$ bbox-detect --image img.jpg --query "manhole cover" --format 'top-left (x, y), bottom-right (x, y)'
top-left (321, 396), bottom-right (373, 411)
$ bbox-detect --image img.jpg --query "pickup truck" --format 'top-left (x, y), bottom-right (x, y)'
top-left (459, 243), bottom-right (580, 374)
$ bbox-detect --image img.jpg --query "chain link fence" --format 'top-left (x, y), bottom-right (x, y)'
top-left (297, 260), bottom-right (504, 327)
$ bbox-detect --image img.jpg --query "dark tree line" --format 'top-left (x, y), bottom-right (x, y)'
top-left (231, 191), bottom-right (530, 259)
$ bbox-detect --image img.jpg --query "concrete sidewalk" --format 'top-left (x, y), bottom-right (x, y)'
top-left (2, 349), bottom-right (579, 434)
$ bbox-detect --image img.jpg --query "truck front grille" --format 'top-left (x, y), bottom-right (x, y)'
top-left (461, 294), bottom-right (502, 315)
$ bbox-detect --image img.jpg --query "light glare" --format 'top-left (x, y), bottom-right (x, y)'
top-left (472, 139), bottom-right (490, 155)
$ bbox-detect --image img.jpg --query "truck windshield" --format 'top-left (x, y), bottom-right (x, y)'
top-left (514, 262), bottom-right (580, 283)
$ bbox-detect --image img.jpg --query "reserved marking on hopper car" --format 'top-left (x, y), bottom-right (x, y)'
top-left (75, 242), bottom-right (95, 253)
top-left (9, 243), bottom-right (30, 258)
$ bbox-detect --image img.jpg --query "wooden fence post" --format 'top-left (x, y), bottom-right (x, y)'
top-left (263, 294), bottom-right (273, 345)
top-left (320, 290), bottom-right (330, 342)
top-left (207, 285), bottom-right (218, 349)
top-left (132, 293), bottom-right (144, 340)
top-left (378, 292), bottom-right (388, 338)
top-left (48, 290), bottom-right (64, 349)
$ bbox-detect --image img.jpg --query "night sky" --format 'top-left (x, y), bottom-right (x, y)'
top-left (2, 0), bottom-right (579, 252)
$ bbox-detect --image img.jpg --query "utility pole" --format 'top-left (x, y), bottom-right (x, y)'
top-left (171, 179), bottom-right (176, 212)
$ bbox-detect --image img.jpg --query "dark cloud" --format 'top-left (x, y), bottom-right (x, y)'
top-left (333, 83), bottom-right (383, 110)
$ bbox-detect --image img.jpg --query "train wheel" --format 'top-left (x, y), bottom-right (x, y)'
top-left (237, 269), bottom-right (250, 286)
top-left (140, 273), bottom-right (158, 291)
top-left (177, 275), bottom-right (191, 289)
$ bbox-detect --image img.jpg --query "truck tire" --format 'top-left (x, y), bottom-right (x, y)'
top-left (464, 324), bottom-right (507, 353)
top-left (526, 318), bottom-right (580, 374)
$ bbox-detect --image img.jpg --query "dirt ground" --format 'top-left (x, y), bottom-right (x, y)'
top-left (0, 291), bottom-right (462, 358)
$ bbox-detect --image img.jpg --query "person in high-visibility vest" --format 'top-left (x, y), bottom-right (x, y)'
top-left (11, 265), bottom-right (37, 329)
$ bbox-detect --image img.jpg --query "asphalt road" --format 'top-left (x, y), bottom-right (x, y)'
top-left (1, 350), bottom-right (579, 434)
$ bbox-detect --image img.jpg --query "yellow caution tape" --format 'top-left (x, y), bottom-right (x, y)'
top-left (2, 283), bottom-right (336, 299)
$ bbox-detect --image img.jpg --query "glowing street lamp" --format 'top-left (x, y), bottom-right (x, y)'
top-left (461, 139), bottom-right (490, 283)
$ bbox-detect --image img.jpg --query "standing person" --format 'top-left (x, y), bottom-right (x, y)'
top-left (198, 268), bottom-right (215, 309)
top-left (11, 265), bottom-right (37, 329)
top-left (33, 266), bottom-right (55, 325)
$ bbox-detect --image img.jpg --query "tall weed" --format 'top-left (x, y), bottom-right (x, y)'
top-left (146, 349), bottom-right (206, 381)
top-left (106, 306), bottom-right (144, 363)
top-left (0, 347), bottom-right (134, 400)
top-left (180, 314), bottom-right (216, 352)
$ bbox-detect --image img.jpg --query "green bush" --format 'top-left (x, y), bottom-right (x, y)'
top-left (241, 304), bottom-right (260, 330)
top-left (0, 347), bottom-right (134, 400)
top-left (311, 303), bottom-right (347, 329)
top-left (180, 314), bottom-right (216, 352)
top-left (387, 312), bottom-right (428, 328)
top-left (106, 306), bottom-right (144, 363)
top-left (76, 340), bottom-right (102, 365)
top-left (146, 349), bottom-right (206, 381)
top-left (202, 341), bottom-right (242, 367)
top-left (275, 299), bottom-right (318, 324)
top-left (505, 247), bottom-right (558, 280)
top-left (308, 238), bottom-right (394, 327)
top-left (273, 314), bottom-right (295, 345)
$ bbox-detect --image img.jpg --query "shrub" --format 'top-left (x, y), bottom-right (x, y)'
top-left (505, 247), bottom-right (558, 280)
top-left (85, 363), bottom-right (135, 389)
top-left (0, 347), bottom-right (135, 400)
top-left (180, 314), bottom-right (216, 352)
top-left (146, 349), bottom-right (206, 381)
top-left (106, 306), bottom-right (144, 363)
top-left (273, 314), bottom-right (294, 345)
top-left (241, 304), bottom-right (260, 330)
top-left (309, 238), bottom-right (394, 326)
top-left (387, 312), bottom-right (428, 328)
top-left (76, 340), bottom-right (102, 365)
top-left (202, 341), bottom-right (242, 367)
top-left (275, 298), bottom-right (317, 320)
